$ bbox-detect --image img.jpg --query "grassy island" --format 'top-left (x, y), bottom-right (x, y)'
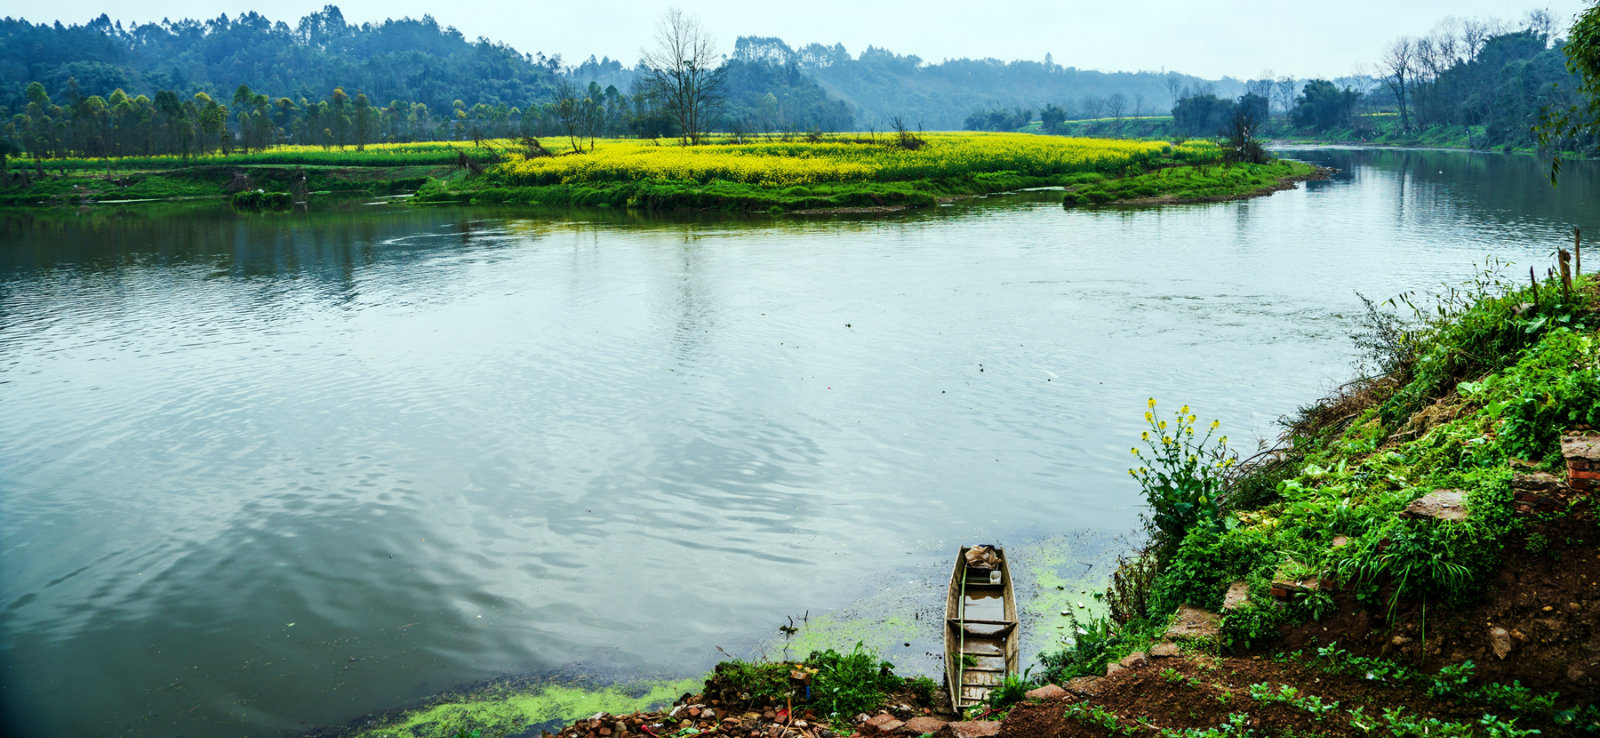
top-left (1, 133), bottom-right (1320, 212)
top-left (414, 133), bottom-right (1320, 212)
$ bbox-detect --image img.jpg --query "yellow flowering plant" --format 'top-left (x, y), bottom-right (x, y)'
top-left (1128, 399), bottom-right (1235, 541)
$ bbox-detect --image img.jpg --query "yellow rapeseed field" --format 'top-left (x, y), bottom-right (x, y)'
top-left (495, 133), bottom-right (1211, 188)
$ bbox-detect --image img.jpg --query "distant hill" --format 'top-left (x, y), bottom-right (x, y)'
top-left (729, 36), bottom-right (1245, 130)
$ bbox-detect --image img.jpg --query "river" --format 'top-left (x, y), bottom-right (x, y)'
top-left (1, 147), bottom-right (1597, 737)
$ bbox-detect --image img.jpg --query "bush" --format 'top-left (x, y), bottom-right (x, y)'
top-left (1036, 613), bottom-right (1122, 684)
top-left (230, 189), bottom-right (291, 210)
top-left (1128, 401), bottom-right (1236, 546)
top-left (805, 643), bottom-right (902, 718)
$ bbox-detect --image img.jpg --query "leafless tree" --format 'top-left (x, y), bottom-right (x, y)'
top-left (549, 79), bottom-right (586, 153)
top-left (1133, 93), bottom-right (1145, 119)
top-left (1107, 93), bottom-right (1127, 120)
top-left (1247, 73), bottom-right (1275, 100)
top-left (1524, 8), bottom-right (1555, 40)
top-left (1165, 73), bottom-right (1182, 110)
top-left (1462, 17), bottom-right (1490, 58)
top-left (642, 8), bottom-right (726, 146)
top-left (1274, 77), bottom-right (1299, 118)
top-left (1380, 37), bottom-right (1416, 131)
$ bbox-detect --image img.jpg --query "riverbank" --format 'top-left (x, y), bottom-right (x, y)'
top-left (1036, 116), bottom-right (1591, 158)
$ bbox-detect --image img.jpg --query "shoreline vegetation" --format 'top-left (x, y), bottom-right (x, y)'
top-left (318, 259), bottom-right (1599, 738)
top-left (1028, 115), bottom-right (1593, 158)
top-left (0, 133), bottom-right (1322, 213)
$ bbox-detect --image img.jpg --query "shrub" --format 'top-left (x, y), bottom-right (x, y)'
top-left (805, 643), bottom-right (902, 718)
top-left (1128, 400), bottom-right (1236, 546)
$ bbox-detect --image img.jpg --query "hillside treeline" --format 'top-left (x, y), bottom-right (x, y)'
top-left (0, 6), bottom-right (858, 160)
top-left (727, 36), bottom-right (1239, 131)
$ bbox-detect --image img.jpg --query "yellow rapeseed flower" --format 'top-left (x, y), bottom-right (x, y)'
top-left (1159, 420), bottom-right (1167, 430)
top-left (1141, 431), bottom-right (1150, 440)
top-left (1211, 419), bottom-right (1221, 430)
top-left (1145, 411), bottom-right (1153, 423)
top-left (1180, 405), bottom-right (1190, 415)
top-left (1148, 398), bottom-right (1157, 408)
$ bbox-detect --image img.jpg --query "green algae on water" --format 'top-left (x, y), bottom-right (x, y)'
top-left (347, 676), bottom-right (703, 738)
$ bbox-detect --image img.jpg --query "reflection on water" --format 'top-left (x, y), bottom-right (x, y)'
top-left (1, 148), bottom-right (1596, 738)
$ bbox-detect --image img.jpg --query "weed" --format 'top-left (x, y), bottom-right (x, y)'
top-left (1063, 701), bottom-right (1136, 736)
top-left (805, 643), bottom-right (902, 718)
top-left (1128, 401), bottom-right (1236, 546)
top-left (1426, 660), bottom-right (1475, 699)
top-left (906, 676), bottom-right (939, 705)
top-left (987, 670), bottom-right (1032, 711)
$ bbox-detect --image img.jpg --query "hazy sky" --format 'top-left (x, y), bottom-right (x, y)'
top-left (21, 1), bottom-right (1594, 79)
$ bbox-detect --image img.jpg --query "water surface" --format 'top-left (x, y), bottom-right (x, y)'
top-left (1, 147), bottom-right (1596, 737)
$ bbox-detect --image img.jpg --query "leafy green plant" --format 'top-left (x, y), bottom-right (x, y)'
top-left (1426, 660), bottom-right (1475, 699)
top-left (1129, 401), bottom-right (1236, 544)
top-left (1063, 701), bottom-right (1136, 736)
top-left (988, 670), bottom-right (1032, 711)
top-left (906, 675), bottom-right (939, 705)
top-left (1470, 681), bottom-right (1558, 716)
top-left (1313, 643), bottom-right (1415, 684)
top-left (1036, 612), bottom-right (1122, 684)
top-left (805, 643), bottom-right (902, 718)
top-left (712, 659), bottom-right (794, 704)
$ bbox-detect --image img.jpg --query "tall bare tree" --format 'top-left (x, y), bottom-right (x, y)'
top-left (1380, 37), bottom-right (1417, 132)
top-left (642, 8), bottom-right (726, 146)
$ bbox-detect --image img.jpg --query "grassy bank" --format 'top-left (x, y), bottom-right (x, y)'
top-left (1060, 159), bottom-right (1323, 207)
top-left (1030, 114), bottom-right (1566, 156)
top-left (1024, 256), bottom-right (1600, 734)
top-left (0, 141), bottom-right (503, 206)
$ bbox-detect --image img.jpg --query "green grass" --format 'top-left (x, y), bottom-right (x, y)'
top-left (1060, 160), bottom-right (1320, 207)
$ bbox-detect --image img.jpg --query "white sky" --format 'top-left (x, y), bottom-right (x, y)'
top-left (19, 1), bottom-right (1593, 79)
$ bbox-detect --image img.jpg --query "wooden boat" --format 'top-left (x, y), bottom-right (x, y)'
top-left (944, 545), bottom-right (1019, 713)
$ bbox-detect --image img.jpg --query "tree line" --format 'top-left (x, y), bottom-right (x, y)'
top-left (967, 6), bottom-right (1597, 159)
top-left (0, 6), bottom-right (859, 163)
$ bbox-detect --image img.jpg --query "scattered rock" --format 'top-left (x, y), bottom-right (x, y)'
top-left (1562, 434), bottom-right (1600, 469)
top-left (1164, 605), bottom-right (1221, 641)
top-left (1400, 489), bottom-right (1470, 522)
top-left (940, 721), bottom-right (1001, 738)
top-left (1331, 535), bottom-right (1350, 548)
top-left (1023, 684), bottom-right (1067, 701)
top-left (865, 714), bottom-right (898, 730)
top-left (1391, 635), bottom-right (1413, 647)
top-left (875, 719), bottom-right (904, 734)
top-left (1104, 662), bottom-right (1124, 676)
top-left (1489, 626), bottom-right (1512, 659)
top-left (1118, 651), bottom-right (1148, 669)
top-left (1150, 642), bottom-right (1180, 658)
top-left (1064, 676), bottom-right (1103, 696)
top-left (1568, 665), bottom-right (1587, 683)
top-left (901, 717), bottom-right (947, 734)
top-left (1223, 581), bottom-right (1252, 611)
